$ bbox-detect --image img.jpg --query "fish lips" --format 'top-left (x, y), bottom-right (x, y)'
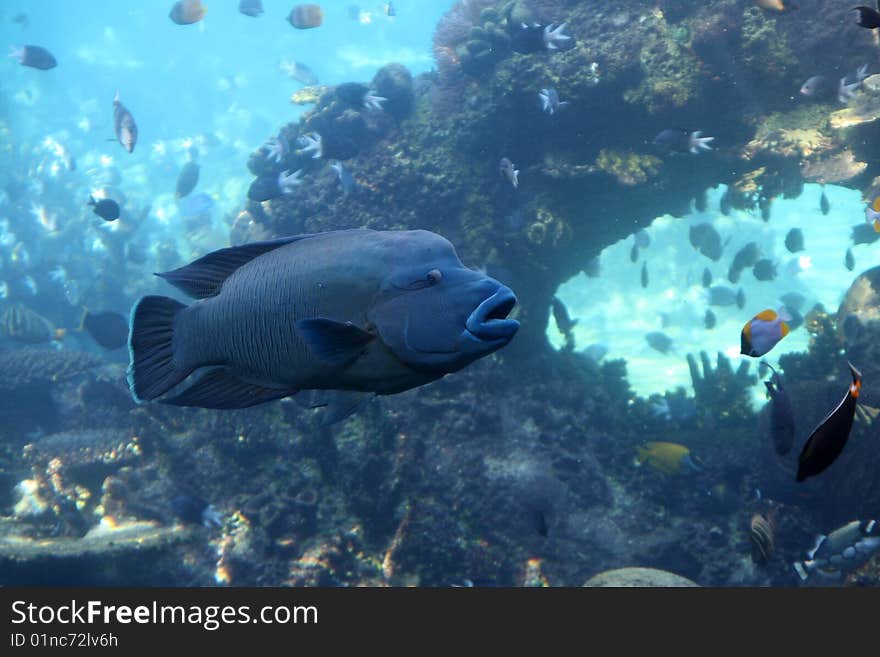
top-left (461, 285), bottom-right (519, 350)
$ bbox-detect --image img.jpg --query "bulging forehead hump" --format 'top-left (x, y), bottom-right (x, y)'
top-left (378, 230), bottom-right (462, 268)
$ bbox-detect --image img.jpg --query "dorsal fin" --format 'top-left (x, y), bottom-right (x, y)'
top-left (156, 235), bottom-right (313, 298)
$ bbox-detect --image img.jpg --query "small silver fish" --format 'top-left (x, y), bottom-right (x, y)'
top-left (499, 158), bottom-right (518, 189)
top-left (800, 75), bottom-right (827, 96)
top-left (113, 91), bottom-right (137, 154)
top-left (538, 88), bottom-right (568, 115)
top-left (330, 162), bottom-right (357, 197)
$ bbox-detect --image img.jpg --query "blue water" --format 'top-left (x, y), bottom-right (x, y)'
top-left (2, 1), bottom-right (879, 589)
top-left (0, 0), bottom-right (449, 333)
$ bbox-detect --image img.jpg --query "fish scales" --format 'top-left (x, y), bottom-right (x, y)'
top-left (183, 233), bottom-right (389, 386)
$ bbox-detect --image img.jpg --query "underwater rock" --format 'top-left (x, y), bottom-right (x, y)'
top-left (305, 108), bottom-right (369, 161)
top-left (742, 127), bottom-right (834, 161)
top-left (583, 566), bottom-right (699, 587)
top-left (23, 429), bottom-right (142, 477)
top-left (830, 74), bottom-right (880, 130)
top-left (229, 209), bottom-right (271, 246)
top-left (0, 519), bottom-right (188, 560)
top-left (595, 149), bottom-right (662, 186)
top-left (290, 85), bottom-right (330, 106)
top-left (0, 349), bottom-right (101, 392)
top-left (838, 266), bottom-right (880, 398)
top-left (372, 63), bottom-right (414, 120)
top-left (801, 149), bottom-right (867, 185)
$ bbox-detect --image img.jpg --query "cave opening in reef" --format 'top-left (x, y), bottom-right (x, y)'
top-left (547, 183), bottom-right (869, 406)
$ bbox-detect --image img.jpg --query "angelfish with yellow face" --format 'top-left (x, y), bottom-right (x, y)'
top-left (741, 308), bottom-right (790, 357)
top-left (864, 195), bottom-right (880, 232)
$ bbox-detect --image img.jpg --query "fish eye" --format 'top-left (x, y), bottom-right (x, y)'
top-left (427, 269), bottom-right (442, 284)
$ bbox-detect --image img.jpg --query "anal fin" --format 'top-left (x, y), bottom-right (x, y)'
top-left (161, 368), bottom-right (296, 409)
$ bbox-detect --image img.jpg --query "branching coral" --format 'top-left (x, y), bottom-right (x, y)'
top-left (687, 351), bottom-right (756, 429)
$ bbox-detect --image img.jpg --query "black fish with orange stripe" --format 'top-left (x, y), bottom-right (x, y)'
top-left (796, 362), bottom-right (861, 482)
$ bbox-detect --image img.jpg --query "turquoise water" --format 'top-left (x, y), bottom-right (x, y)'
top-left (0, 0), bottom-right (446, 268)
top-left (0, 0), bottom-right (449, 320)
top-left (2, 1), bottom-right (879, 588)
top-left (550, 183), bottom-right (871, 407)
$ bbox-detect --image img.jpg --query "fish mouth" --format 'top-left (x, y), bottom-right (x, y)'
top-left (465, 286), bottom-right (519, 343)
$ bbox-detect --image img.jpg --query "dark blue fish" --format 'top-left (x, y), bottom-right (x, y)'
top-left (653, 129), bottom-right (714, 154)
top-left (785, 228), bottom-right (804, 253)
top-left (128, 230), bottom-right (519, 420)
top-left (763, 362), bottom-right (795, 456)
top-left (10, 45), bottom-right (57, 70)
top-left (731, 242), bottom-right (760, 271)
top-left (851, 223), bottom-right (880, 245)
top-left (759, 197), bottom-right (772, 222)
top-left (180, 192), bottom-right (214, 218)
top-left (719, 190), bottom-right (732, 215)
top-left (88, 196), bottom-right (120, 221)
top-left (551, 297), bottom-right (577, 336)
top-left (707, 285), bottom-right (745, 309)
top-left (752, 259), bottom-right (777, 281)
top-left (175, 161), bottom-right (200, 199)
top-left (854, 4), bottom-right (880, 29)
top-left (81, 310), bottom-right (129, 350)
top-left (645, 331), bottom-right (673, 354)
top-left (509, 22), bottom-right (571, 53)
top-left (797, 363), bottom-right (861, 483)
top-left (701, 267), bottom-right (712, 288)
top-left (688, 223), bottom-right (723, 261)
top-left (239, 0), bottom-right (264, 17)
top-left (247, 170), bottom-right (302, 202)
top-left (704, 309), bottom-right (716, 330)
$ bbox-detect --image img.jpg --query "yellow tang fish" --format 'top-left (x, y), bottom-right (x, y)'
top-left (635, 442), bottom-right (701, 475)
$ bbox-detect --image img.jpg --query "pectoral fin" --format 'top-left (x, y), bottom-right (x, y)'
top-left (297, 318), bottom-right (374, 367)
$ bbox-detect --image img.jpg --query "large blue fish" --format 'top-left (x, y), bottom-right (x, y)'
top-left (128, 229), bottom-right (519, 417)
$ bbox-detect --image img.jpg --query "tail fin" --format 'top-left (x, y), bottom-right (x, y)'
top-left (87, 195), bottom-right (96, 207)
top-left (127, 295), bottom-right (190, 402)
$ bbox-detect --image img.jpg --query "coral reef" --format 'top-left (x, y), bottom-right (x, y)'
top-left (4, 0), bottom-right (880, 588)
top-left (595, 149), bottom-right (662, 186)
top-left (583, 566), bottom-right (699, 587)
top-left (687, 351), bottom-right (756, 429)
